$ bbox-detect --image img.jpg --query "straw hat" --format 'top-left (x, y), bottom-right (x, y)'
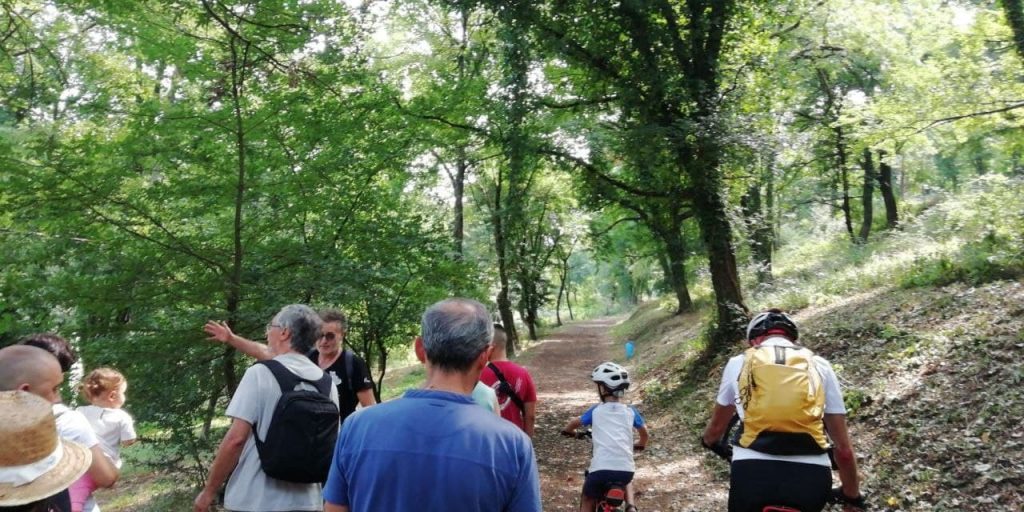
top-left (0, 391), bottom-right (92, 506)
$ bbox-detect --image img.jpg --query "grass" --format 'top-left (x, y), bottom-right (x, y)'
top-left (748, 175), bottom-right (1024, 312)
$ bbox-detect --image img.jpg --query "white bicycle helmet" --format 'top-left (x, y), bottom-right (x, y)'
top-left (591, 362), bottom-right (630, 393)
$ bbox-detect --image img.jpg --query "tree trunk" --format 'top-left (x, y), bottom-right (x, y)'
top-left (1002, 0), bottom-right (1024, 63)
top-left (837, 127), bottom-right (855, 242)
top-left (661, 224), bottom-right (693, 314)
top-left (858, 148), bottom-right (875, 243)
top-left (452, 9), bottom-right (471, 259)
top-left (453, 147), bottom-right (467, 258)
top-left (876, 151), bottom-right (899, 229)
top-left (741, 175), bottom-right (773, 283)
top-left (223, 37), bottom-right (251, 400)
top-left (493, 184), bottom-right (519, 356)
top-left (762, 158), bottom-right (776, 281)
top-left (555, 255), bottom-right (569, 326)
top-left (566, 279), bottom-right (574, 321)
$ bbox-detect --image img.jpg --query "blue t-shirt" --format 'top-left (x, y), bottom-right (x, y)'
top-left (324, 389), bottom-right (541, 512)
top-left (580, 402), bottom-right (646, 472)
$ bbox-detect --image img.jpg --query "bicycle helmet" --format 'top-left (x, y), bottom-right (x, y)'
top-left (746, 309), bottom-right (799, 343)
top-left (591, 362), bottom-right (630, 393)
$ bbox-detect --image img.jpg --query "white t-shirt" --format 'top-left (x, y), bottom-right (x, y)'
top-left (580, 402), bottom-right (645, 473)
top-left (53, 404), bottom-right (101, 449)
top-left (53, 404), bottom-right (104, 512)
top-left (716, 337), bottom-right (846, 466)
top-left (77, 406), bottom-right (136, 467)
top-left (223, 352), bottom-right (339, 512)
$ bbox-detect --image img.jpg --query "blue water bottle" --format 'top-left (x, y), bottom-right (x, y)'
top-left (625, 341), bottom-right (635, 360)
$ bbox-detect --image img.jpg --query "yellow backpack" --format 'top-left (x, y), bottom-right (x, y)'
top-left (737, 344), bottom-right (828, 455)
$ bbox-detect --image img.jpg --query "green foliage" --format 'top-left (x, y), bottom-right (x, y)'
top-left (750, 176), bottom-right (1024, 310)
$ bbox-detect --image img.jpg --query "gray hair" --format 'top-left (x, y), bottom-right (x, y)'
top-left (274, 304), bottom-right (322, 354)
top-left (421, 298), bottom-right (494, 373)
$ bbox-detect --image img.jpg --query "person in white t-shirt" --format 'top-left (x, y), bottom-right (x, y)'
top-left (562, 362), bottom-right (648, 512)
top-left (70, 368), bottom-right (137, 512)
top-left (701, 309), bottom-right (865, 512)
top-left (194, 304), bottom-right (339, 512)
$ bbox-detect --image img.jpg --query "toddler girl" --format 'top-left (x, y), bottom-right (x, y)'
top-left (70, 368), bottom-right (137, 512)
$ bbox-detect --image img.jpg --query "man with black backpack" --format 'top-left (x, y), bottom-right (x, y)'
top-left (480, 324), bottom-right (537, 437)
top-left (700, 309), bottom-right (866, 512)
top-left (194, 305), bottom-right (339, 512)
top-left (204, 308), bottom-right (376, 424)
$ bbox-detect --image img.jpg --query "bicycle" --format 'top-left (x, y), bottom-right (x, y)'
top-left (701, 415), bottom-right (866, 511)
top-left (561, 427), bottom-right (642, 512)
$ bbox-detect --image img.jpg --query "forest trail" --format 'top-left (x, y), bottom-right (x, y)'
top-left (525, 317), bottom-right (726, 512)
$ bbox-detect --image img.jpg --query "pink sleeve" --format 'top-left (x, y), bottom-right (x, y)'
top-left (69, 473), bottom-right (97, 512)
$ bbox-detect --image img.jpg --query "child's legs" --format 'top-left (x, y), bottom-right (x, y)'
top-left (69, 473), bottom-right (98, 512)
top-left (582, 470), bottom-right (634, 510)
top-left (579, 492), bottom-right (596, 512)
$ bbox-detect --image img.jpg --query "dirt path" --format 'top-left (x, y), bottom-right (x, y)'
top-left (523, 317), bottom-right (726, 512)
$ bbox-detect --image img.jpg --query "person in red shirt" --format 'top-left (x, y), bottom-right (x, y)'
top-left (480, 324), bottom-right (537, 437)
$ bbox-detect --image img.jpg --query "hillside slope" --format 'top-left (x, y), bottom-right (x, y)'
top-left (620, 177), bottom-right (1024, 510)
top-left (625, 279), bottom-right (1022, 511)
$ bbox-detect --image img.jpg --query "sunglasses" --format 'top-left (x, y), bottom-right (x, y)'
top-left (320, 332), bottom-right (340, 341)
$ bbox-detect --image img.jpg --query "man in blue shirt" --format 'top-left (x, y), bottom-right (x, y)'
top-left (323, 298), bottom-right (541, 512)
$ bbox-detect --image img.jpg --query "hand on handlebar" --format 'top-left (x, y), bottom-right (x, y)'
top-left (560, 430), bottom-right (576, 438)
top-left (830, 487), bottom-right (866, 511)
top-left (699, 435), bottom-right (732, 461)
top-left (633, 444), bottom-right (645, 452)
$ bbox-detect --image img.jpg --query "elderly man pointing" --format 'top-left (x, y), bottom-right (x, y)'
top-left (323, 298), bottom-right (541, 512)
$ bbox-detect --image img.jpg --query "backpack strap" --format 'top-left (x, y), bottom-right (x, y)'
top-left (344, 349), bottom-right (355, 393)
top-left (258, 359), bottom-right (332, 397)
top-left (487, 362), bottom-right (526, 413)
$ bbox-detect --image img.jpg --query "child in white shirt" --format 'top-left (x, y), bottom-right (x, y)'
top-left (70, 367), bottom-right (137, 512)
top-left (562, 362), bottom-right (649, 512)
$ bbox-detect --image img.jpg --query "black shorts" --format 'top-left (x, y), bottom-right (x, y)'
top-left (582, 470), bottom-right (634, 499)
top-left (729, 459), bottom-right (831, 512)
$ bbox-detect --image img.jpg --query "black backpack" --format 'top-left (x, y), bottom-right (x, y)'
top-left (254, 360), bottom-right (340, 483)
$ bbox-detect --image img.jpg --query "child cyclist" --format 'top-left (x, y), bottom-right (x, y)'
top-left (70, 368), bottom-right (137, 512)
top-left (562, 362), bottom-right (649, 512)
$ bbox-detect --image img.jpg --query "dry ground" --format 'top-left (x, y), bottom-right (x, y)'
top-left (525, 317), bottom-right (727, 512)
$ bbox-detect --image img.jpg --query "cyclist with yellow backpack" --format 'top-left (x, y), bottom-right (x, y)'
top-left (701, 309), bottom-right (865, 512)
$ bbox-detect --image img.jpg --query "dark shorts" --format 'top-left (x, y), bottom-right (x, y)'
top-left (728, 459), bottom-right (831, 512)
top-left (582, 470), bottom-right (634, 499)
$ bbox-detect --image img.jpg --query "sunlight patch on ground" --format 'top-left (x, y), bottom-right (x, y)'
top-left (539, 390), bottom-right (595, 406)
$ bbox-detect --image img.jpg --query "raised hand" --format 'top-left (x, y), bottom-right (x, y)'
top-left (204, 320), bottom-right (234, 344)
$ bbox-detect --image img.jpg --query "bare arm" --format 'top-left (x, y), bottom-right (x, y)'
top-left (324, 503), bottom-right (350, 512)
top-left (824, 413), bottom-right (862, 508)
top-left (193, 419), bottom-right (251, 512)
top-left (702, 403), bottom-right (736, 446)
top-left (204, 321), bottom-right (272, 361)
top-left (523, 401), bottom-right (537, 438)
top-left (356, 388), bottom-right (377, 407)
top-left (636, 424), bottom-right (649, 448)
top-left (87, 444), bottom-right (119, 488)
top-left (562, 416), bottom-right (582, 434)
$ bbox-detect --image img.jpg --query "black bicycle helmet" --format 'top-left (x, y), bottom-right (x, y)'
top-left (745, 309), bottom-right (799, 343)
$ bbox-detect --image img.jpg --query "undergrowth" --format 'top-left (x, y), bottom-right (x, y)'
top-left (752, 175), bottom-right (1023, 311)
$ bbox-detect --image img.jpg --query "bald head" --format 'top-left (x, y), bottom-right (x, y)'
top-left (0, 345), bottom-right (64, 403)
